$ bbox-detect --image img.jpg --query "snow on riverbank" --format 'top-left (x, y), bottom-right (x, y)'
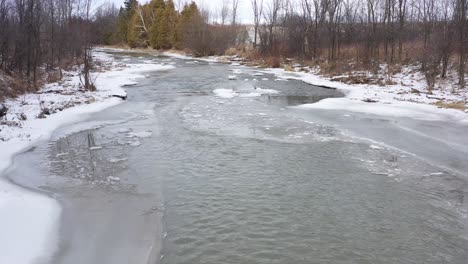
top-left (258, 66), bottom-right (468, 123)
top-left (213, 87), bottom-right (279, 99)
top-left (0, 49), bottom-right (174, 264)
top-left (160, 49), bottom-right (468, 122)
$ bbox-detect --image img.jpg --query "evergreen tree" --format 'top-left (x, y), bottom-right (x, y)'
top-left (157, 0), bottom-right (177, 49)
top-left (127, 10), bottom-right (140, 47)
top-left (116, 0), bottom-right (138, 44)
top-left (149, 0), bottom-right (166, 49)
top-left (176, 1), bottom-right (201, 49)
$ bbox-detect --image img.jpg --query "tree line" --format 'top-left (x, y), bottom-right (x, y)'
top-left (107, 0), bottom-right (243, 56)
top-left (105, 0), bottom-right (467, 91)
top-left (0, 0), bottom-right (99, 90)
top-left (0, 0), bottom-right (467, 93)
top-left (250, 0), bottom-right (467, 91)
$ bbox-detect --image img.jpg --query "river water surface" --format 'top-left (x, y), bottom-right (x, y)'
top-left (6, 50), bottom-right (468, 264)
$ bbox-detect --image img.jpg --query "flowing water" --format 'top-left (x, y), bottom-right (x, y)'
top-left (6, 51), bottom-right (468, 264)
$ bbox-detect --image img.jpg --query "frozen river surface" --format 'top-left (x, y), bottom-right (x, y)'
top-left (6, 51), bottom-right (468, 264)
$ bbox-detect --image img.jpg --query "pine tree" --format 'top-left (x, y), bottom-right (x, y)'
top-left (124, 0), bottom-right (138, 12)
top-left (116, 0), bottom-right (138, 43)
top-left (149, 0), bottom-right (166, 49)
top-left (165, 0), bottom-right (178, 49)
top-left (127, 11), bottom-right (140, 47)
top-left (157, 0), bottom-right (177, 49)
top-left (176, 2), bottom-right (200, 49)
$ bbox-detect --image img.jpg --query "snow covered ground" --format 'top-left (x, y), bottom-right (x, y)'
top-left (0, 49), bottom-right (174, 264)
top-left (259, 66), bottom-right (468, 123)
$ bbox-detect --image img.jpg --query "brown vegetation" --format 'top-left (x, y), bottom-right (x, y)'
top-left (1, 0), bottom-right (467, 101)
top-left (0, 72), bottom-right (29, 101)
top-left (245, 0), bottom-right (468, 92)
top-left (434, 100), bottom-right (466, 111)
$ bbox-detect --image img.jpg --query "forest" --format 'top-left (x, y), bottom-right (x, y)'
top-left (0, 0), bottom-right (467, 97)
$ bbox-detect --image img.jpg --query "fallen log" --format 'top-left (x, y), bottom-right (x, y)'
top-left (301, 81), bottom-right (337, 90)
top-left (112, 94), bottom-right (128, 100)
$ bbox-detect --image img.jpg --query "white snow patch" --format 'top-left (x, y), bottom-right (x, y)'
top-left (127, 131), bottom-right (153, 138)
top-left (214, 87), bottom-right (279, 99)
top-left (162, 52), bottom-right (192, 60)
top-left (254, 88), bottom-right (279, 94)
top-left (228, 75), bottom-right (237, 80)
top-left (89, 146), bottom-right (103, 150)
top-left (109, 157), bottom-right (127, 163)
top-left (297, 98), bottom-right (468, 122)
top-left (161, 51), bottom-right (220, 63)
top-left (261, 66), bottom-right (468, 123)
top-left (107, 176), bottom-right (121, 182)
top-left (369, 145), bottom-right (383, 150)
top-left (213, 89), bottom-right (238, 98)
top-left (128, 140), bottom-right (142, 147)
top-left (239, 93), bottom-right (262, 98)
top-left (118, 128), bottom-right (133, 134)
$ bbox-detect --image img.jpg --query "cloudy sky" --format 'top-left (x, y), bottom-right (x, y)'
top-left (105, 0), bottom-right (254, 23)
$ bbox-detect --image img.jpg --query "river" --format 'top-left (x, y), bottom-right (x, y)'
top-left (5, 50), bottom-right (468, 264)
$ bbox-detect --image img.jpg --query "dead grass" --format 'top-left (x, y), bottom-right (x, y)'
top-left (46, 70), bottom-right (61, 83)
top-left (265, 57), bottom-right (281, 68)
top-left (224, 45), bottom-right (253, 58)
top-left (283, 65), bottom-right (294, 72)
top-left (433, 101), bottom-right (466, 111)
top-left (0, 72), bottom-right (31, 101)
top-left (225, 47), bottom-right (239, 56)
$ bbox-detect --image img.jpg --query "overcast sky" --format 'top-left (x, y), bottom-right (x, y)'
top-left (105, 0), bottom-right (254, 23)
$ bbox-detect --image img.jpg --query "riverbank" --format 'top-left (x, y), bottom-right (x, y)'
top-left (0, 49), bottom-right (173, 264)
top-left (203, 53), bottom-right (468, 121)
top-left (100, 46), bottom-right (468, 123)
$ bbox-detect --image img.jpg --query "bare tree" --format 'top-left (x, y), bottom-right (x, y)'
top-left (136, 5), bottom-right (149, 36)
top-left (366, 0), bottom-right (379, 62)
top-left (220, 0), bottom-right (230, 25)
top-left (397, 0), bottom-right (407, 61)
top-left (0, 0), bottom-right (10, 70)
top-left (326, 0), bottom-right (343, 62)
top-left (231, 0), bottom-right (239, 25)
top-left (438, 1), bottom-right (454, 78)
top-left (263, 0), bottom-right (283, 53)
top-left (455, 0), bottom-right (467, 89)
top-left (251, 0), bottom-right (263, 47)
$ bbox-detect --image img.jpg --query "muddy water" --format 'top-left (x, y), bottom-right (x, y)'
top-left (6, 51), bottom-right (468, 264)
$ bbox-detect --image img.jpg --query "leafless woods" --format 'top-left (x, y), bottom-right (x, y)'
top-left (251, 0), bottom-right (467, 90)
top-left (0, 0), bottom-right (99, 92)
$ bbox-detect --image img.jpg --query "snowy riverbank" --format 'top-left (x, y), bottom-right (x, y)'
top-left (100, 47), bottom-right (468, 123)
top-left (0, 49), bottom-right (174, 264)
top-left (207, 53), bottom-right (468, 123)
top-left (224, 62), bottom-right (467, 123)
top-left (259, 66), bottom-right (468, 123)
